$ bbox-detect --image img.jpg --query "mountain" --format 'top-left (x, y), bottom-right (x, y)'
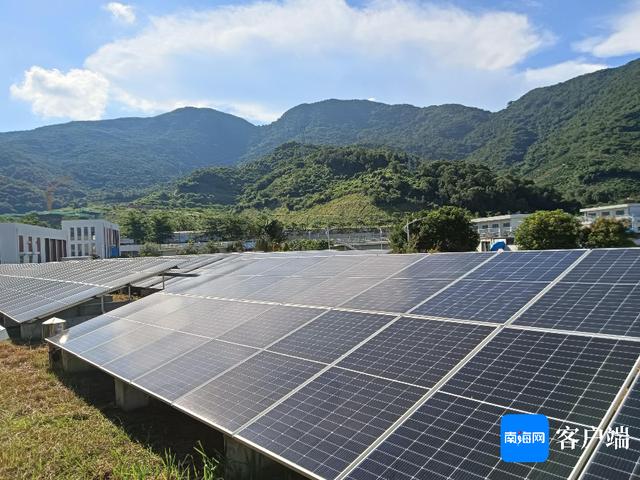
top-left (0, 108), bottom-right (255, 212)
top-left (140, 143), bottom-right (571, 225)
top-left (1, 58), bottom-right (639, 214)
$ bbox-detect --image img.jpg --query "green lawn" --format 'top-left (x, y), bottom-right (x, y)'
top-left (0, 342), bottom-right (223, 480)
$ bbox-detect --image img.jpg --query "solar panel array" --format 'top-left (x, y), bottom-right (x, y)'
top-left (0, 257), bottom-right (180, 323)
top-left (47, 249), bottom-right (640, 480)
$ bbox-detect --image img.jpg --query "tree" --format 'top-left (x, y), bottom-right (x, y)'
top-left (147, 213), bottom-right (173, 244)
top-left (515, 210), bottom-right (581, 250)
top-left (390, 206), bottom-right (478, 253)
top-left (582, 217), bottom-right (634, 248)
top-left (262, 219), bottom-right (286, 244)
top-left (415, 206), bottom-right (479, 252)
top-left (120, 210), bottom-right (148, 243)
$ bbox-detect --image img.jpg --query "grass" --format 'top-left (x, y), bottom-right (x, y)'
top-left (0, 342), bottom-right (224, 480)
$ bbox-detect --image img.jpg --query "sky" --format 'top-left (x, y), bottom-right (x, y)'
top-left (1, 0), bottom-right (640, 132)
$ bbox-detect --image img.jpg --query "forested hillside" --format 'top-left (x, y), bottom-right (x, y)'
top-left (141, 143), bottom-right (571, 220)
top-left (1, 58), bottom-right (639, 213)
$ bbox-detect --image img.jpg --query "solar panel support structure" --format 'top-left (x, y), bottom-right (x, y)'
top-left (115, 378), bottom-right (150, 412)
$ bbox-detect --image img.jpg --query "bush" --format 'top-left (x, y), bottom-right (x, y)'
top-left (582, 217), bottom-right (635, 248)
top-left (391, 206), bottom-right (478, 253)
top-left (515, 210), bottom-right (581, 250)
top-left (139, 243), bottom-right (162, 257)
top-left (282, 239), bottom-right (329, 251)
top-left (178, 240), bottom-right (200, 255)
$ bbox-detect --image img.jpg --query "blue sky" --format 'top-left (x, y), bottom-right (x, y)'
top-left (2, 0), bottom-right (639, 132)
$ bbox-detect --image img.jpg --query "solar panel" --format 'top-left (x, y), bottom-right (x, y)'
top-left (268, 310), bottom-right (393, 363)
top-left (0, 257), bottom-right (179, 324)
top-left (466, 250), bottom-right (583, 282)
top-left (395, 252), bottom-right (491, 279)
top-left (412, 280), bottom-right (546, 323)
top-left (581, 440), bottom-right (640, 480)
top-left (441, 329), bottom-right (640, 427)
top-left (292, 255), bottom-right (371, 277)
top-left (238, 368), bottom-right (425, 480)
top-left (562, 249), bottom-right (640, 284)
top-left (50, 317), bottom-right (142, 353)
top-left (102, 331), bottom-right (209, 379)
top-left (247, 276), bottom-right (328, 303)
top-left (81, 324), bottom-right (172, 366)
top-left (48, 314), bottom-right (119, 343)
top-left (338, 254), bottom-right (421, 277)
top-left (288, 276), bottom-right (385, 308)
top-left (342, 278), bottom-right (453, 313)
top-left (337, 317), bottom-right (494, 388)
top-left (581, 379), bottom-right (640, 480)
top-left (124, 297), bottom-right (274, 338)
top-left (218, 306), bottom-right (324, 348)
top-left (134, 340), bottom-right (257, 402)
top-left (175, 351), bottom-right (325, 432)
top-left (345, 392), bottom-right (583, 480)
top-left (514, 282), bottom-right (640, 337)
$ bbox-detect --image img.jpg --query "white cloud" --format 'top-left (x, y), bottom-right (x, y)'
top-left (104, 2), bottom-right (136, 25)
top-left (575, 2), bottom-right (640, 57)
top-left (523, 60), bottom-right (607, 87)
top-left (10, 67), bottom-right (109, 120)
top-left (88, 0), bottom-right (547, 79)
top-left (76, 0), bottom-right (552, 120)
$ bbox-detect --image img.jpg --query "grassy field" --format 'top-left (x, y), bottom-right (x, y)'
top-left (0, 342), bottom-right (223, 480)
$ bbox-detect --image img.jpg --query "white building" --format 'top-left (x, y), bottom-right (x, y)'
top-left (62, 219), bottom-right (121, 259)
top-left (580, 203), bottom-right (640, 233)
top-left (471, 214), bottom-right (530, 252)
top-left (0, 223), bottom-right (67, 264)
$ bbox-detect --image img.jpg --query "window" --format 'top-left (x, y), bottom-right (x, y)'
top-left (616, 210), bottom-right (625, 216)
top-left (71, 244), bottom-right (76, 256)
top-left (77, 227), bottom-right (82, 240)
top-left (28, 236), bottom-right (33, 252)
top-left (91, 243), bottom-right (97, 255)
top-left (77, 244), bottom-right (82, 257)
top-left (601, 211), bottom-right (610, 217)
top-left (83, 227), bottom-right (89, 240)
top-left (587, 213), bottom-right (597, 218)
top-left (91, 227), bottom-right (96, 241)
top-left (18, 235), bottom-right (24, 253)
top-left (85, 243), bottom-right (90, 256)
top-left (36, 238), bottom-right (41, 253)
top-left (503, 222), bottom-right (511, 228)
top-left (481, 225), bottom-right (489, 229)
top-left (70, 228), bottom-right (75, 240)
top-left (491, 223), bottom-right (499, 229)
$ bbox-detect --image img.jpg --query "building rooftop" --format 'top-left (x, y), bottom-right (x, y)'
top-left (470, 213), bottom-right (530, 223)
top-left (580, 203), bottom-right (640, 212)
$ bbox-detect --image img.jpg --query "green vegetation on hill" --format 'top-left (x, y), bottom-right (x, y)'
top-left (2, 58), bottom-right (640, 214)
top-left (139, 143), bottom-right (571, 225)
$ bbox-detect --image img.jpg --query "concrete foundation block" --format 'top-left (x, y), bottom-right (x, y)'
top-left (20, 321), bottom-right (42, 341)
top-left (115, 378), bottom-right (149, 412)
top-left (225, 436), bottom-right (303, 480)
top-left (61, 350), bottom-right (94, 373)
